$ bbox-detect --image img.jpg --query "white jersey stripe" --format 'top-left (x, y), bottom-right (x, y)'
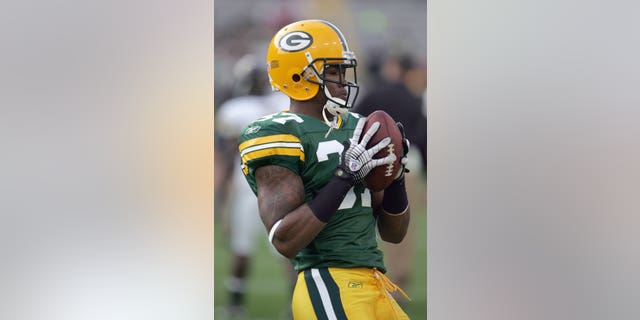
top-left (240, 141), bottom-right (303, 157)
top-left (311, 268), bottom-right (337, 320)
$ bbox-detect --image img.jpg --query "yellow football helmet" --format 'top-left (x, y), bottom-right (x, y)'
top-left (266, 19), bottom-right (359, 120)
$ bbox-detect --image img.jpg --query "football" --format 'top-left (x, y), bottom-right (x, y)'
top-left (361, 110), bottom-right (403, 191)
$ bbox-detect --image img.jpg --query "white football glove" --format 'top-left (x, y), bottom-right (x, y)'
top-left (335, 119), bottom-right (397, 184)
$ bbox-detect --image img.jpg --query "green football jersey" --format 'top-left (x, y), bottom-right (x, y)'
top-left (238, 111), bottom-right (385, 272)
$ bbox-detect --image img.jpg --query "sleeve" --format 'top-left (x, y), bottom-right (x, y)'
top-left (237, 119), bottom-right (305, 194)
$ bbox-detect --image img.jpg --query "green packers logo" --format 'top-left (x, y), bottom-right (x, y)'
top-left (279, 31), bottom-right (313, 52)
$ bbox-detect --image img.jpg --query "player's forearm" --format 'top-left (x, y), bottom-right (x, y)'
top-left (270, 205), bottom-right (327, 258)
top-left (266, 174), bottom-right (353, 258)
top-left (377, 176), bottom-right (411, 243)
top-left (255, 164), bottom-right (320, 258)
top-left (273, 175), bottom-right (352, 257)
top-left (377, 208), bottom-right (410, 243)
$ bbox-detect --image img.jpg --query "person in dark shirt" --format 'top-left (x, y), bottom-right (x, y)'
top-left (355, 53), bottom-right (427, 174)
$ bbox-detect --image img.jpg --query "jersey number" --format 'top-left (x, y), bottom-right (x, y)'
top-left (262, 114), bottom-right (371, 209)
top-left (255, 112), bottom-right (304, 124)
top-left (317, 141), bottom-right (371, 209)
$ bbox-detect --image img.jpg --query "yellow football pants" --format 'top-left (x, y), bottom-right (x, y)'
top-left (292, 267), bottom-right (410, 319)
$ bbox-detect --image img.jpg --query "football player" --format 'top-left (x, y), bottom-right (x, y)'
top-left (238, 20), bottom-right (412, 319)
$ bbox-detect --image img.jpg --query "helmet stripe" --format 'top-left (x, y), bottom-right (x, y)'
top-left (318, 20), bottom-right (348, 51)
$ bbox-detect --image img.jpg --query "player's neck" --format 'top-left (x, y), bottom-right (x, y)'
top-left (289, 100), bottom-right (327, 121)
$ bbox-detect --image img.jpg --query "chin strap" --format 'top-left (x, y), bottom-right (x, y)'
top-left (322, 84), bottom-right (349, 137)
top-left (323, 86), bottom-right (349, 114)
top-left (323, 105), bottom-right (341, 138)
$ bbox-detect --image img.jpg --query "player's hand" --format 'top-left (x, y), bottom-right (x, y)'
top-left (335, 119), bottom-right (397, 185)
top-left (395, 122), bottom-right (411, 180)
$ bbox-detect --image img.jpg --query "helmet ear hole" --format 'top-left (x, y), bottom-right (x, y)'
top-left (292, 74), bottom-right (301, 82)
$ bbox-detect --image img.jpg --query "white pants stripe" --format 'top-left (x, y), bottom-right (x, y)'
top-left (311, 268), bottom-right (338, 320)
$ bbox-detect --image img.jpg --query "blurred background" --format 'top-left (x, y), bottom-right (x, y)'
top-left (213, 0), bottom-right (428, 319)
top-left (428, 1), bottom-right (640, 319)
top-left (2, 1), bottom-right (640, 320)
top-left (1, 1), bottom-right (214, 320)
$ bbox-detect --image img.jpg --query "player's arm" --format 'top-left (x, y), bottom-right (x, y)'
top-left (258, 119), bottom-right (396, 258)
top-left (255, 164), bottom-right (329, 259)
top-left (373, 179), bottom-right (411, 243)
top-left (374, 121), bottom-right (412, 243)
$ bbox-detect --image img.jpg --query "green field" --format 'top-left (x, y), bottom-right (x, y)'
top-left (214, 192), bottom-right (427, 319)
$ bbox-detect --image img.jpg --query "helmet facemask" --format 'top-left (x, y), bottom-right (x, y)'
top-left (302, 52), bottom-right (359, 127)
